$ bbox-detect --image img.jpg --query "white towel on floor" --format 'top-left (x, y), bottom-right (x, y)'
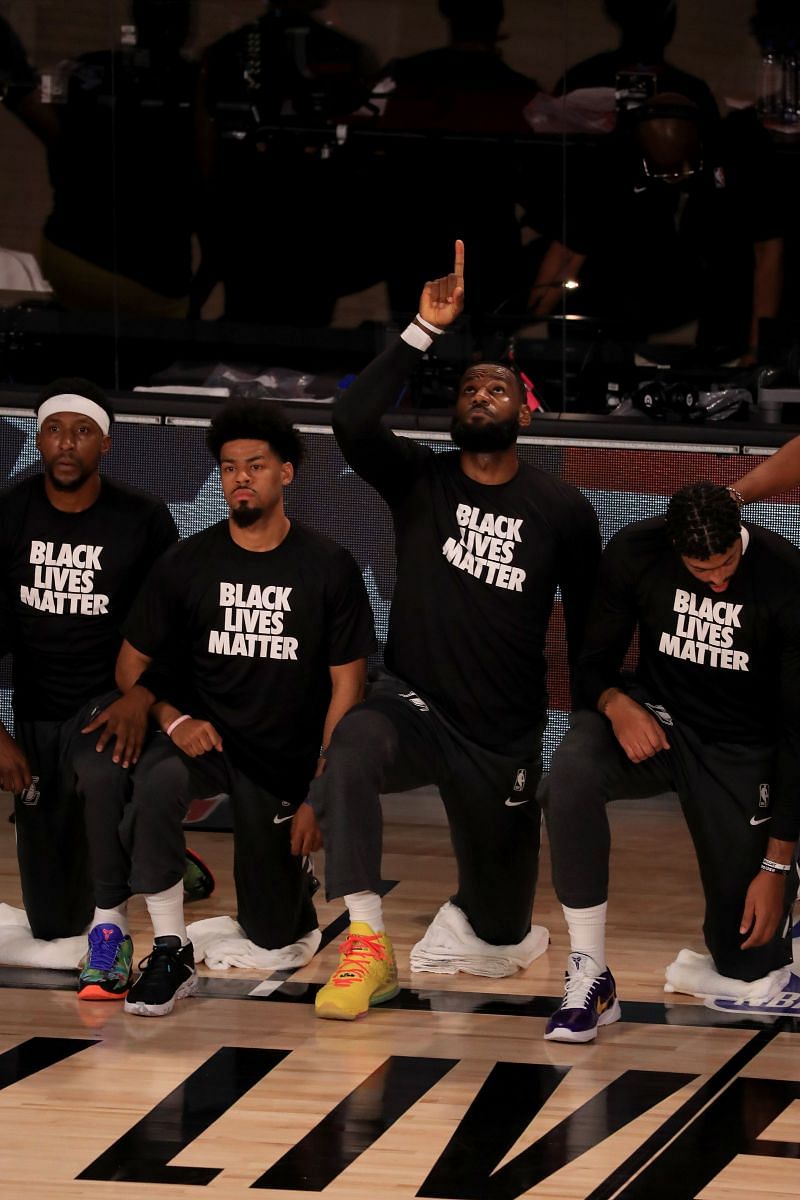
top-left (409, 901), bottom-right (549, 977)
top-left (664, 946), bottom-right (791, 1002)
top-left (0, 903), bottom-right (84, 968)
top-left (187, 914), bottom-right (321, 970)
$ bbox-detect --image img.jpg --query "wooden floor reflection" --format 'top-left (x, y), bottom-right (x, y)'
top-left (0, 795), bottom-right (798, 1199)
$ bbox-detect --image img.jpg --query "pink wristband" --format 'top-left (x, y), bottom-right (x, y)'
top-left (165, 714), bottom-right (191, 738)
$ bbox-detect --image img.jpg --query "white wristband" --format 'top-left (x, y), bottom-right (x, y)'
top-left (401, 322), bottom-right (433, 352)
top-left (165, 714), bottom-right (191, 738)
top-left (414, 313), bottom-right (445, 335)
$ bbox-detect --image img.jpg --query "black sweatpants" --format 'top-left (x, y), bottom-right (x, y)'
top-left (13, 691), bottom-right (127, 941)
top-left (77, 732), bottom-right (318, 951)
top-left (541, 708), bottom-right (794, 982)
top-left (307, 673), bottom-right (544, 947)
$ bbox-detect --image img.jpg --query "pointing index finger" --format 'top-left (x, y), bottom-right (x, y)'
top-left (454, 239), bottom-right (465, 284)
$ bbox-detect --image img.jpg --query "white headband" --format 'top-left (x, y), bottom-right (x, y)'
top-left (37, 394), bottom-right (111, 436)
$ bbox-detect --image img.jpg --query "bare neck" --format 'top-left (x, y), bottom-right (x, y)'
top-left (43, 472), bottom-right (102, 513)
top-left (228, 510), bottom-right (291, 553)
top-left (459, 447), bottom-right (520, 486)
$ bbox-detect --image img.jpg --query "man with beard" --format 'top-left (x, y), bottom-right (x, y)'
top-left (0, 378), bottom-right (177, 957)
top-left (112, 400), bottom-right (375, 1016)
top-left (309, 242), bottom-right (601, 1020)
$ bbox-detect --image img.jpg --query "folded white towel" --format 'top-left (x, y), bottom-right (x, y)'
top-left (664, 946), bottom-right (791, 1002)
top-left (0, 903), bottom-right (85, 968)
top-left (409, 901), bottom-right (549, 977)
top-left (187, 914), bottom-right (321, 970)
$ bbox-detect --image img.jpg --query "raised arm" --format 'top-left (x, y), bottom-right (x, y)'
top-left (732, 435), bottom-right (800, 504)
top-left (333, 241), bottom-right (465, 501)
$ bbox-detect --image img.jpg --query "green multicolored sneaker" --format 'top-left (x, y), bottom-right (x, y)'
top-left (182, 847), bottom-right (216, 902)
top-left (78, 924), bottom-right (133, 1001)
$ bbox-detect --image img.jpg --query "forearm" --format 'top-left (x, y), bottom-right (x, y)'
top-left (317, 661), bottom-right (367, 775)
top-left (332, 336), bottom-right (425, 443)
top-left (115, 639), bottom-right (156, 699)
top-left (764, 837), bottom-right (795, 866)
top-left (732, 436), bottom-right (800, 503)
top-left (151, 700), bottom-right (183, 733)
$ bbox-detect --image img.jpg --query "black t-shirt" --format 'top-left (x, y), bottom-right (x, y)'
top-left (123, 521), bottom-right (376, 800)
top-left (333, 338), bottom-right (602, 750)
top-left (579, 518), bottom-right (800, 840)
top-left (0, 475), bottom-right (177, 721)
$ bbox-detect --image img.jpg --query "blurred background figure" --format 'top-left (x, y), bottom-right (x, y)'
top-left (196, 0), bottom-right (376, 326)
top-left (555, 0), bottom-right (718, 123)
top-left (358, 0), bottom-right (540, 330)
top-left (527, 94), bottom-right (784, 364)
top-left (4, 0), bottom-right (199, 317)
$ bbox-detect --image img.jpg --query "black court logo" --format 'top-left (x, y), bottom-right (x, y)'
top-left (759, 783), bottom-right (770, 808)
top-left (513, 769), bottom-right (527, 793)
top-left (2, 1038), bottom-right (799, 1199)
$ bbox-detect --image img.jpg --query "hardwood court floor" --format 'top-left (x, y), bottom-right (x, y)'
top-left (0, 796), bottom-right (798, 1199)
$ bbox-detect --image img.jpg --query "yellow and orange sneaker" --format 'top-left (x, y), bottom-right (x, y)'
top-left (315, 922), bottom-right (399, 1020)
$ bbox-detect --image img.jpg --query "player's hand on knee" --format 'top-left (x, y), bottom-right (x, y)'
top-left (0, 729), bottom-right (32, 793)
top-left (82, 687), bottom-right (152, 767)
top-left (170, 718), bottom-right (223, 758)
top-left (418, 239), bottom-right (465, 328)
top-left (290, 802), bottom-right (322, 856)
top-left (604, 694), bottom-right (670, 763)
top-left (739, 871), bottom-right (785, 948)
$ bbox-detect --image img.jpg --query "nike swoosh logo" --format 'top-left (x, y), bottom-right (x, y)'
top-left (750, 816), bottom-right (771, 826)
top-left (273, 814), bottom-right (294, 825)
top-left (505, 798), bottom-right (529, 807)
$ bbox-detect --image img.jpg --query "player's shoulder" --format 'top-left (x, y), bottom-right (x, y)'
top-left (606, 516), bottom-right (668, 559)
top-left (746, 522), bottom-right (800, 576)
top-left (172, 519), bottom-right (227, 555)
top-left (515, 460), bottom-right (596, 514)
top-left (100, 478), bottom-right (169, 516)
top-left (0, 473), bottom-right (42, 507)
top-left (289, 521), bottom-right (358, 567)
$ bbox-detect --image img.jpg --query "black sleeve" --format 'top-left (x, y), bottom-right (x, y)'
top-left (122, 549), bottom-right (183, 659)
top-left (144, 502), bottom-right (179, 564)
top-left (325, 548), bottom-right (377, 665)
top-left (556, 491), bottom-right (603, 707)
top-left (332, 336), bottom-right (434, 506)
top-left (576, 529), bottom-right (640, 710)
top-left (769, 597), bottom-right (800, 842)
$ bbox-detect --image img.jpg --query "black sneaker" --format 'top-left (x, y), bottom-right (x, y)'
top-left (124, 936), bottom-right (197, 1017)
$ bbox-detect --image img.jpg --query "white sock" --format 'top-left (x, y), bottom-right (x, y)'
top-left (144, 881), bottom-right (187, 945)
top-left (345, 891), bottom-right (384, 932)
top-left (91, 904), bottom-right (129, 936)
top-left (562, 902), bottom-right (608, 972)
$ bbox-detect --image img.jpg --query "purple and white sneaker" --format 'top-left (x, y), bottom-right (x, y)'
top-left (544, 953), bottom-right (622, 1042)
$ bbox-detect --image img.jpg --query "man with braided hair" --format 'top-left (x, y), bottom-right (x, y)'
top-left (542, 482), bottom-right (800, 1041)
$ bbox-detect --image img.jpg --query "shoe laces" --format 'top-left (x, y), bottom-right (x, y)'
top-left (88, 930), bottom-right (123, 971)
top-left (563, 956), bottom-right (602, 1009)
top-left (137, 942), bottom-right (181, 981)
top-left (332, 932), bottom-right (387, 984)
